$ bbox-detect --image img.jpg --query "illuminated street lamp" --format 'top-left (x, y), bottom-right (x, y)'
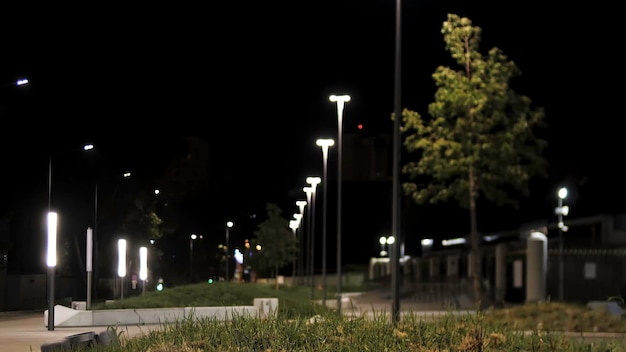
top-left (379, 235), bottom-right (395, 257)
top-left (303, 186), bottom-right (314, 287)
top-left (316, 138), bottom-right (334, 306)
top-left (555, 187), bottom-right (569, 301)
top-left (118, 239), bottom-right (127, 300)
top-left (48, 144), bottom-right (94, 211)
top-left (46, 212), bottom-right (58, 331)
top-left (289, 219), bottom-right (300, 282)
top-left (295, 201), bottom-right (307, 283)
top-left (86, 227), bottom-right (93, 310)
top-left (293, 211), bottom-right (304, 283)
top-left (1, 78), bottom-right (29, 88)
top-left (139, 246), bottom-right (148, 295)
top-left (225, 221), bottom-right (234, 282)
top-left (306, 177), bottom-right (321, 298)
top-left (189, 233), bottom-right (202, 283)
top-left (44, 143), bottom-right (95, 326)
top-left (329, 94), bottom-right (350, 314)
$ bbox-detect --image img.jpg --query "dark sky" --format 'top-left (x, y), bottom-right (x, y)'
top-left (1, 1), bottom-right (623, 263)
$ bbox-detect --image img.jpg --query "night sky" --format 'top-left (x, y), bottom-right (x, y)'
top-left (1, 1), bottom-right (623, 274)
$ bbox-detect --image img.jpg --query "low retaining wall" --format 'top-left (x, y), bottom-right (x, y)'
top-left (44, 298), bottom-right (279, 328)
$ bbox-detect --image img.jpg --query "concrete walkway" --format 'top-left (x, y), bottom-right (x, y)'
top-left (0, 311), bottom-right (167, 352)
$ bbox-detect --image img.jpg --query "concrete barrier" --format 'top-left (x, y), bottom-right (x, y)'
top-left (44, 298), bottom-right (279, 328)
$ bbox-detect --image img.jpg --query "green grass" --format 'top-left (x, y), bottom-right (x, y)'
top-left (66, 282), bottom-right (626, 351)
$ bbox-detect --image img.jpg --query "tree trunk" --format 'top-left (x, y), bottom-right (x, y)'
top-left (469, 165), bottom-right (482, 305)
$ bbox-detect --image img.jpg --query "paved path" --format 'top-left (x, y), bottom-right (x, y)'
top-left (0, 312), bottom-right (167, 352)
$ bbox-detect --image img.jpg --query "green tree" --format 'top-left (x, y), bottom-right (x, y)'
top-left (251, 203), bottom-right (298, 290)
top-left (401, 13), bottom-right (547, 303)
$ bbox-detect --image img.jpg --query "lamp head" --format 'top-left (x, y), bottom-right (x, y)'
top-left (316, 138), bottom-right (335, 148)
top-left (306, 176), bottom-right (321, 187)
top-left (329, 94), bottom-right (351, 103)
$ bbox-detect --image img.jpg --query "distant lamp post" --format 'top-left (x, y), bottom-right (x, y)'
top-left (46, 211), bottom-right (58, 331)
top-left (555, 187), bottom-right (569, 301)
top-left (379, 235), bottom-right (395, 257)
top-left (139, 246), bottom-right (148, 295)
top-left (306, 176), bottom-right (321, 298)
top-left (293, 208), bottom-right (305, 283)
top-left (316, 138), bottom-right (334, 306)
top-left (225, 221), bottom-right (234, 282)
top-left (303, 186), bottom-right (314, 287)
top-left (329, 94), bottom-right (350, 314)
top-left (86, 227), bottom-right (93, 310)
top-left (290, 219), bottom-right (300, 282)
top-left (189, 233), bottom-right (202, 283)
top-left (118, 239), bottom-right (127, 300)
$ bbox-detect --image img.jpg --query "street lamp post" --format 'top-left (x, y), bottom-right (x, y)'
top-left (225, 221), bottom-right (234, 282)
top-left (555, 187), bottom-right (569, 301)
top-left (46, 143), bottom-right (94, 330)
top-left (379, 235), bottom-right (395, 257)
top-left (289, 219), bottom-right (299, 282)
top-left (190, 233), bottom-right (202, 283)
top-left (329, 94), bottom-right (350, 314)
top-left (306, 177), bottom-right (321, 299)
top-left (86, 227), bottom-right (93, 310)
top-left (303, 186), bottom-right (314, 288)
top-left (316, 138), bottom-right (334, 306)
top-left (46, 212), bottom-right (58, 330)
top-left (139, 247), bottom-right (148, 295)
top-left (118, 239), bottom-right (127, 300)
top-left (391, 0), bottom-right (403, 324)
top-left (296, 200), bottom-right (307, 284)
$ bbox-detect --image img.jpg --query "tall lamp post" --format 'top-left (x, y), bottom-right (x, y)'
top-left (296, 200), bottom-right (307, 283)
top-left (225, 221), bottom-right (234, 282)
top-left (139, 246), bottom-right (148, 295)
top-left (289, 219), bottom-right (300, 282)
top-left (189, 233), bottom-right (202, 283)
top-left (316, 138), bottom-right (334, 306)
top-left (555, 187), bottom-right (569, 301)
top-left (303, 186), bottom-right (314, 287)
top-left (86, 227), bottom-right (93, 310)
top-left (329, 94), bottom-right (350, 315)
top-left (46, 143), bottom-right (94, 330)
top-left (118, 239), bottom-right (127, 300)
top-left (46, 212), bottom-right (58, 330)
top-left (391, 0), bottom-right (403, 324)
top-left (306, 177), bottom-right (321, 298)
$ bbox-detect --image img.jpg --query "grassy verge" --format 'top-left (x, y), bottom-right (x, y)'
top-left (73, 282), bottom-right (626, 351)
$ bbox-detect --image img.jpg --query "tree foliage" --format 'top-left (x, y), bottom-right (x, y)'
top-left (250, 203), bottom-right (297, 289)
top-left (401, 13), bottom-right (547, 302)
